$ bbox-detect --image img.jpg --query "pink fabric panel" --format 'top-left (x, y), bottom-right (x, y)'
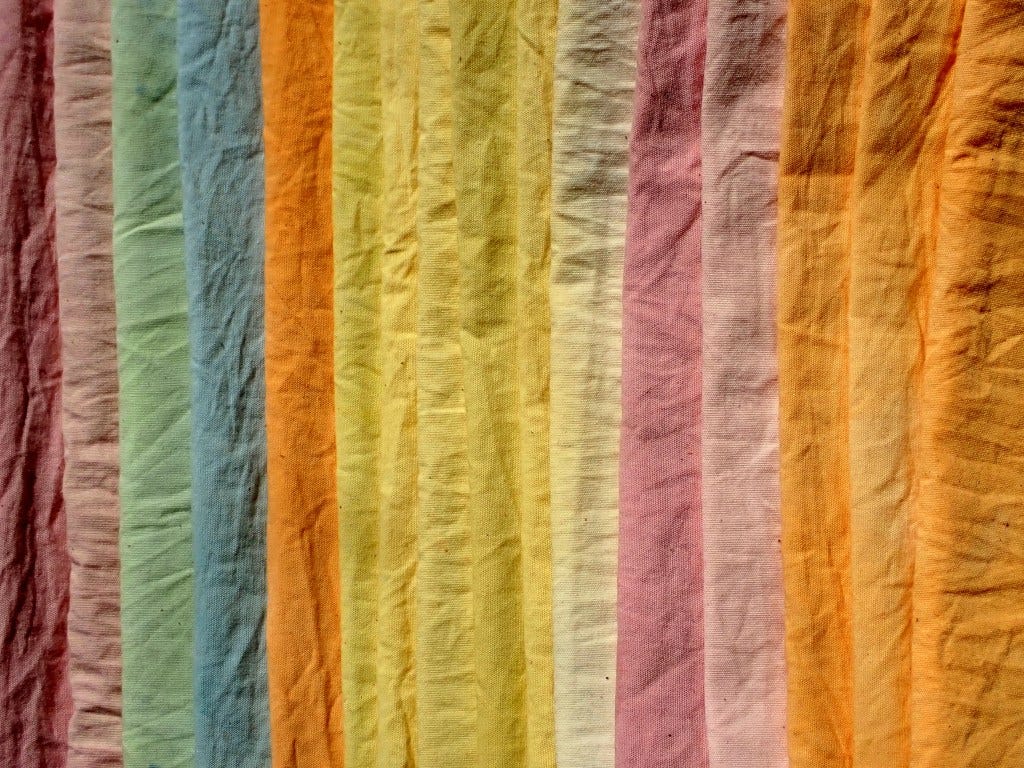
top-left (700, 0), bottom-right (788, 764)
top-left (618, 0), bottom-right (707, 766)
top-left (52, 0), bottom-right (123, 765)
top-left (0, 1), bottom-right (72, 766)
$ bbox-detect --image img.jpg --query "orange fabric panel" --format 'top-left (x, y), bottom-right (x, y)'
top-left (259, 1), bottom-right (344, 765)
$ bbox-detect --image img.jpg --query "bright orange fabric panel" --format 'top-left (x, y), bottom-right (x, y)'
top-left (259, 0), bottom-right (343, 765)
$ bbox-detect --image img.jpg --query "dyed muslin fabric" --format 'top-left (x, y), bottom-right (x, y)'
top-left (259, 0), bottom-right (344, 765)
top-left (700, 0), bottom-right (787, 763)
top-left (110, 0), bottom-right (195, 764)
top-left (913, 2), bottom-right (1024, 763)
top-left (549, 2), bottom-right (638, 766)
top-left (777, 0), bottom-right (867, 763)
top-left (618, 0), bottom-right (707, 765)
top-left (177, 1), bottom-right (270, 766)
top-left (0, 2), bottom-right (71, 766)
top-left (52, 0), bottom-right (123, 764)
top-left (847, 0), bottom-right (960, 762)
top-left (412, 0), bottom-right (476, 763)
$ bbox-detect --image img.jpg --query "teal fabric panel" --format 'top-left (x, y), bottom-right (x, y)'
top-left (176, 0), bottom-right (270, 765)
top-left (110, 0), bottom-right (195, 765)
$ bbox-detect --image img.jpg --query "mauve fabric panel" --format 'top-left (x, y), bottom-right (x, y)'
top-left (617, 0), bottom-right (707, 765)
top-left (700, 0), bottom-right (788, 764)
top-left (0, 0), bottom-right (73, 766)
top-left (52, 0), bottom-right (123, 765)
top-left (177, 1), bottom-right (271, 766)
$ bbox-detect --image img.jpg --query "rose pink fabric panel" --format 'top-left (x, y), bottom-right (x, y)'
top-left (52, 0), bottom-right (123, 765)
top-left (700, 0), bottom-right (788, 764)
top-left (0, 1), bottom-right (73, 767)
top-left (618, 0), bottom-right (708, 766)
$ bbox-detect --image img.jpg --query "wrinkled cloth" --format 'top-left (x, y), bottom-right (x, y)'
top-left (52, 0), bottom-right (123, 765)
top-left (449, 0), bottom-right (529, 761)
top-left (549, 2), bottom-right (638, 766)
top-left (0, 2), bottom-right (71, 766)
top-left (777, 0), bottom-right (867, 762)
top-left (177, 1), bottom-right (270, 766)
top-left (618, 0), bottom-right (707, 765)
top-left (332, 0), bottom-right (388, 765)
top-left (110, 0), bottom-right (195, 764)
top-left (847, 0), bottom-right (961, 762)
top-left (912, 2), bottom-right (1024, 764)
top-left (699, 0), bottom-right (788, 764)
top-left (413, 0), bottom-right (477, 764)
top-left (258, 0), bottom-right (344, 765)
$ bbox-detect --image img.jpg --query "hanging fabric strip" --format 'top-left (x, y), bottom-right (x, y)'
top-left (913, 2), bottom-right (1024, 764)
top-left (515, 0), bottom-right (559, 763)
top-left (618, 0), bottom-right (707, 765)
top-left (52, 0), bottom-right (123, 764)
top-left (414, 0), bottom-right (477, 764)
top-left (776, 0), bottom-right (868, 763)
top-left (177, 1), bottom-right (271, 766)
top-left (110, 0), bottom-right (195, 764)
top-left (449, 0), bottom-right (527, 764)
top-left (259, 0), bottom-right (344, 765)
top-left (0, 2), bottom-right (71, 766)
top-left (333, 0), bottom-right (386, 764)
top-left (700, 0), bottom-right (788, 763)
top-left (549, 1), bottom-right (638, 766)
top-left (846, 0), bottom-right (962, 763)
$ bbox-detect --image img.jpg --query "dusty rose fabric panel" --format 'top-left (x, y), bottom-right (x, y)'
top-left (0, 1), bottom-right (72, 766)
top-left (700, 0), bottom-right (788, 764)
top-left (52, 0), bottom-right (123, 765)
top-left (617, 0), bottom-right (707, 766)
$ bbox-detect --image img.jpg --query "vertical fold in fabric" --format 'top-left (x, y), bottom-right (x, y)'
top-left (515, 0), bottom-right (559, 763)
top-left (549, 1), bottom-right (638, 766)
top-left (776, 0), bottom-right (868, 763)
top-left (52, 0), bottom-right (123, 765)
top-left (0, 2), bottom-right (71, 766)
top-left (259, 0), bottom-right (344, 765)
top-left (448, 1), bottom-right (527, 764)
top-left (414, 0), bottom-right (477, 764)
top-left (332, 0), bottom-right (386, 764)
top-left (913, 2), bottom-right (1024, 764)
top-left (846, 0), bottom-right (961, 763)
top-left (110, 0), bottom-right (195, 764)
top-left (618, 0), bottom-right (707, 765)
top-left (699, 0), bottom-right (787, 763)
top-left (376, 0), bottom-right (421, 762)
top-left (177, 1), bottom-right (270, 766)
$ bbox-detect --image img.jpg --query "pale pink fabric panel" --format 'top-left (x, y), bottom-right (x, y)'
top-left (52, 1), bottom-right (123, 765)
top-left (700, 0), bottom-right (788, 765)
top-left (618, 0), bottom-right (707, 766)
top-left (0, 2), bottom-right (73, 766)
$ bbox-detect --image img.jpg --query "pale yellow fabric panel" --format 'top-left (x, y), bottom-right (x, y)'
top-left (777, 0), bottom-right (868, 764)
top-left (847, 1), bottom-right (961, 764)
top-left (913, 2), bottom-right (1024, 764)
top-left (414, 0), bottom-right (477, 765)
top-left (449, 1), bottom-right (527, 763)
top-left (377, 0), bottom-right (421, 765)
top-left (549, 1), bottom-right (638, 766)
top-left (332, 1), bottom-right (383, 766)
top-left (515, 0), bottom-right (558, 765)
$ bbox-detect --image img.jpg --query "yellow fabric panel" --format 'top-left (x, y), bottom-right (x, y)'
top-left (377, 0), bottom-right (421, 765)
top-left (413, 0), bottom-right (477, 765)
top-left (913, 2), bottom-right (1024, 765)
top-left (332, 0), bottom-right (383, 767)
top-left (777, 0), bottom-right (869, 763)
top-left (515, 0), bottom-right (559, 764)
top-left (847, 0), bottom-right (963, 764)
top-left (448, 0), bottom-right (527, 763)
